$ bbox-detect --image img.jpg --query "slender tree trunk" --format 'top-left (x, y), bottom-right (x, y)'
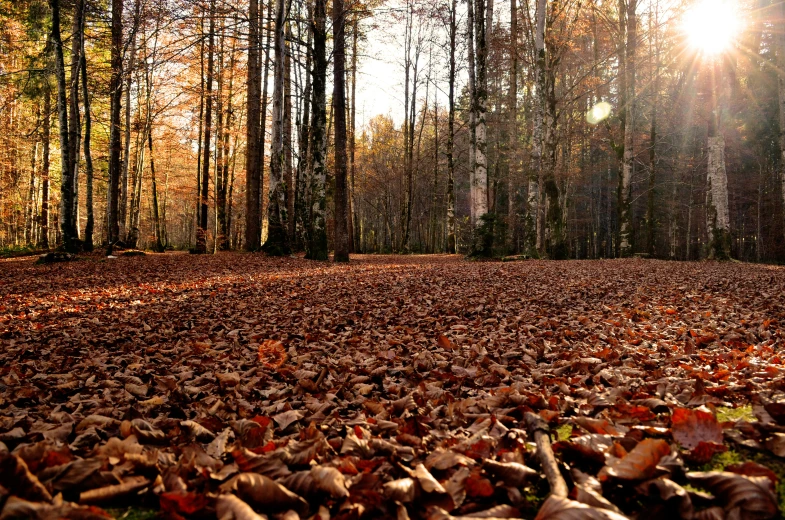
top-left (40, 88), bottom-right (51, 249)
top-left (80, 34), bottom-right (94, 251)
top-left (50, 0), bottom-right (78, 251)
top-left (25, 105), bottom-right (40, 245)
top-left (220, 16), bottom-right (236, 251)
top-left (705, 59), bottom-right (731, 260)
top-left (779, 0), bottom-right (785, 243)
top-left (646, 0), bottom-right (659, 256)
top-left (467, 0), bottom-right (477, 228)
top-left (349, 13), bottom-right (359, 253)
top-left (507, 0), bottom-right (518, 253)
top-left (333, 0), bottom-right (350, 262)
top-left (295, 23), bottom-right (312, 253)
top-left (260, 0), bottom-right (273, 237)
top-left (264, 0), bottom-right (291, 255)
top-left (619, 0), bottom-right (636, 256)
top-left (445, 0), bottom-right (457, 254)
top-left (528, 0), bottom-right (546, 256)
top-left (284, 28), bottom-right (295, 242)
top-left (107, 0), bottom-right (124, 248)
top-left (120, 0), bottom-right (140, 241)
top-left (197, 0), bottom-right (216, 254)
top-left (245, 0), bottom-right (262, 251)
top-left (215, 15), bottom-right (227, 251)
top-left (305, 0), bottom-right (328, 260)
top-left (67, 0), bottom-right (84, 240)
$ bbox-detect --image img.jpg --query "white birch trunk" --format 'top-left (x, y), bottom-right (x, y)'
top-left (619, 0), bottom-right (636, 256)
top-left (706, 135), bottom-right (730, 258)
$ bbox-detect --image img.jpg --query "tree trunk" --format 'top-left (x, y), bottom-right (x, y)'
top-left (284, 28), bottom-right (295, 243)
top-left (220, 16), bottom-right (236, 251)
top-left (215, 15), bottom-right (227, 251)
top-left (445, 0), bottom-right (457, 254)
top-left (40, 87), bottom-right (51, 249)
top-left (507, 0), bottom-right (518, 253)
top-left (50, 0), bottom-right (78, 252)
top-left (473, 0), bottom-right (489, 237)
top-left (197, 0), bottom-right (215, 254)
top-left (332, 0), bottom-right (350, 262)
top-left (779, 0), bottom-right (785, 244)
top-left (68, 0), bottom-right (84, 239)
top-left (350, 13), bottom-right (359, 253)
top-left (528, 0), bottom-right (546, 256)
top-left (467, 0), bottom-right (477, 229)
top-left (305, 0), bottom-right (328, 260)
top-left (80, 34), bottom-right (94, 251)
top-left (618, 0), bottom-right (636, 256)
top-left (706, 61), bottom-right (731, 260)
top-left (263, 0), bottom-right (291, 255)
top-left (245, 0), bottom-right (262, 251)
top-left (646, 0), bottom-right (659, 256)
top-left (107, 0), bottom-right (124, 248)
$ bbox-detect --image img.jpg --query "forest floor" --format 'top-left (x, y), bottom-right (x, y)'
top-left (1, 253), bottom-right (785, 519)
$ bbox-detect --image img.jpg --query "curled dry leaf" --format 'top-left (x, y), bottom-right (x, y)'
top-left (598, 439), bottom-right (670, 482)
top-left (483, 460), bottom-right (537, 487)
top-left (384, 478), bottom-right (417, 503)
top-left (180, 420), bottom-right (217, 442)
top-left (310, 465), bottom-right (350, 498)
top-left (414, 464), bottom-right (446, 494)
top-left (534, 496), bottom-right (630, 520)
top-left (79, 476), bottom-right (150, 504)
top-left (426, 448), bottom-right (475, 470)
top-left (216, 494), bottom-right (268, 520)
top-left (220, 473), bottom-right (309, 516)
top-left (273, 410), bottom-right (304, 431)
top-left (671, 409), bottom-right (723, 450)
top-left (686, 471), bottom-right (778, 519)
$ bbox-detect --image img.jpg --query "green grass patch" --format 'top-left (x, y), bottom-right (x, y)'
top-left (555, 424), bottom-right (573, 441)
top-left (716, 405), bottom-right (755, 423)
top-left (105, 507), bottom-right (158, 520)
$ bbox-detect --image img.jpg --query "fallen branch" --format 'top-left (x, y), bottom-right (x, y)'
top-left (524, 412), bottom-right (568, 498)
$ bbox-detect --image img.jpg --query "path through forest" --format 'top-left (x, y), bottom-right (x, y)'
top-left (1, 255), bottom-right (784, 518)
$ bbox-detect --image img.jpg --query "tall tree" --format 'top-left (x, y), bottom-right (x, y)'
top-left (107, 0), bottom-right (124, 248)
top-left (263, 0), bottom-right (291, 255)
top-left (40, 87), bottom-right (51, 249)
top-left (779, 0), bottom-right (785, 242)
top-left (245, 0), bottom-right (262, 251)
top-left (305, 0), bottom-right (328, 260)
top-left (80, 26), bottom-right (94, 251)
top-left (470, 0), bottom-right (490, 255)
top-left (507, 0), bottom-right (518, 253)
top-left (445, 0), bottom-right (457, 254)
top-left (50, 0), bottom-right (78, 252)
top-left (196, 0), bottom-right (216, 254)
top-left (705, 58), bottom-right (731, 259)
top-left (333, 0), bottom-right (350, 262)
top-left (618, 0), bottom-right (636, 256)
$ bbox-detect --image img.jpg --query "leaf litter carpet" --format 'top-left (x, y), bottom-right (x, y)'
top-left (1, 254), bottom-right (785, 519)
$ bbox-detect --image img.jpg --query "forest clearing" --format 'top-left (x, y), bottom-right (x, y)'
top-left (1, 254), bottom-right (785, 518)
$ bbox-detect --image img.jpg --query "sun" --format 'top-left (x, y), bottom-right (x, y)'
top-left (682, 0), bottom-right (741, 55)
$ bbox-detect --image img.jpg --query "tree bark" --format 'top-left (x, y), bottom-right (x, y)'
top-left (706, 59), bottom-right (731, 260)
top-left (445, 0), bottom-right (457, 254)
top-left (263, 0), bottom-right (291, 255)
top-left (779, 0), bottom-right (785, 244)
top-left (80, 32), bottom-right (94, 251)
top-left (332, 0), bottom-right (350, 262)
top-left (618, 0), bottom-right (636, 256)
top-left (528, 0), bottom-right (546, 256)
top-left (305, 0), bottom-right (328, 260)
top-left (68, 0), bottom-right (84, 238)
top-left (40, 87), bottom-right (51, 249)
top-left (284, 27), bottom-right (295, 243)
top-left (245, 0), bottom-right (262, 251)
top-left (507, 0), bottom-right (518, 253)
top-left (50, 0), bottom-right (78, 252)
top-left (107, 0), bottom-right (124, 248)
top-left (197, 0), bottom-right (216, 254)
